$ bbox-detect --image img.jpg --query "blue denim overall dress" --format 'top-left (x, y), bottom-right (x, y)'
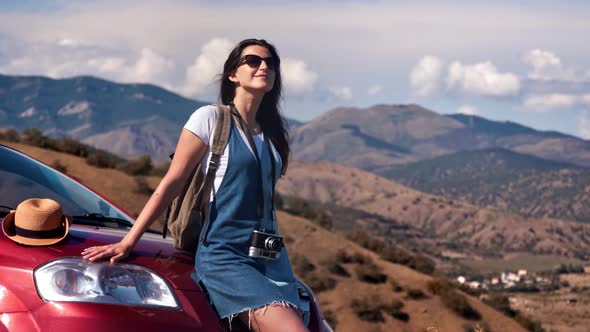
top-left (191, 120), bottom-right (300, 320)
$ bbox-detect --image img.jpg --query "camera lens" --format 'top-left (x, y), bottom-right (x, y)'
top-left (265, 238), bottom-right (280, 251)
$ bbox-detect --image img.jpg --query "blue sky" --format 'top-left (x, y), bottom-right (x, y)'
top-left (1, 0), bottom-right (589, 138)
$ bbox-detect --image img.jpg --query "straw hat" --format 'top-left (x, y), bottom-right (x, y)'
top-left (2, 198), bottom-right (72, 246)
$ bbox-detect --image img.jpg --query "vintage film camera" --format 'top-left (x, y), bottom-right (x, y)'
top-left (248, 228), bottom-right (283, 260)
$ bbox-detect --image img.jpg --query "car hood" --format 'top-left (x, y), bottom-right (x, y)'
top-left (0, 222), bottom-right (198, 291)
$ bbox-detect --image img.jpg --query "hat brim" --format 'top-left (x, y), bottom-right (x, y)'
top-left (2, 211), bottom-right (72, 246)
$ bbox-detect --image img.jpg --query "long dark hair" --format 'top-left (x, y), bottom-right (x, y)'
top-left (219, 39), bottom-right (290, 175)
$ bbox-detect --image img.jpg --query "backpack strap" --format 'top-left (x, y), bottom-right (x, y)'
top-left (198, 104), bottom-right (232, 242)
top-left (162, 105), bottom-right (231, 240)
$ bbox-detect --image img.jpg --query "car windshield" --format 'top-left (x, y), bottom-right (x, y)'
top-left (0, 145), bottom-right (134, 224)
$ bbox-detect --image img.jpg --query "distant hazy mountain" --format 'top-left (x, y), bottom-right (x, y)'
top-left (0, 74), bottom-right (206, 160)
top-left (290, 104), bottom-right (590, 170)
top-left (381, 147), bottom-right (578, 188)
top-left (0, 74), bottom-right (311, 161)
top-left (286, 117), bottom-right (304, 131)
top-left (383, 148), bottom-right (590, 222)
top-left (4, 74), bottom-right (590, 169)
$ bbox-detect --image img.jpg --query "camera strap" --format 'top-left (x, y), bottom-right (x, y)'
top-left (229, 102), bottom-right (276, 224)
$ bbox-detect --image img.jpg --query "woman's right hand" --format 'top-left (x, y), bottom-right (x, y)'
top-left (81, 241), bottom-right (133, 263)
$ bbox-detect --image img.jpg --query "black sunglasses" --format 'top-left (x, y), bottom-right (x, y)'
top-left (238, 54), bottom-right (278, 70)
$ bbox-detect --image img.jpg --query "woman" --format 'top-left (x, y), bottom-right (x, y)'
top-left (82, 39), bottom-right (308, 332)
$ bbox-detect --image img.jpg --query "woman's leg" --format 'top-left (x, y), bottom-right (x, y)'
top-left (238, 304), bottom-right (309, 332)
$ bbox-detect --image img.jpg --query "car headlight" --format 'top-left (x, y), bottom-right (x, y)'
top-left (34, 257), bottom-right (179, 309)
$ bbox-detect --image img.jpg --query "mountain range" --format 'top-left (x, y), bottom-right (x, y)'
top-left (3, 73), bottom-right (590, 168)
top-left (0, 74), bottom-right (206, 160)
top-left (290, 104), bottom-right (590, 171)
top-left (3, 73), bottom-right (590, 225)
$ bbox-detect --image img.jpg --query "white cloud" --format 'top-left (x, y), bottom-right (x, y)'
top-left (410, 55), bottom-right (442, 96)
top-left (581, 94), bottom-right (590, 105)
top-left (180, 38), bottom-right (234, 97)
top-left (281, 58), bottom-right (319, 95)
top-left (129, 48), bottom-right (176, 84)
top-left (0, 39), bottom-right (177, 88)
top-left (0, 1), bottom-right (589, 135)
top-left (57, 38), bottom-right (81, 47)
top-left (523, 93), bottom-right (578, 111)
top-left (179, 40), bottom-right (319, 98)
top-left (0, 36), bottom-right (319, 101)
top-left (578, 111), bottom-right (590, 139)
top-left (87, 56), bottom-right (126, 73)
top-left (329, 86), bottom-right (353, 100)
top-left (367, 84), bottom-right (383, 96)
top-left (447, 61), bottom-right (520, 96)
top-left (522, 49), bottom-right (578, 82)
top-left (457, 105), bottom-right (479, 115)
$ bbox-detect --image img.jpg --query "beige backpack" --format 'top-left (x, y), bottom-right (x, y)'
top-left (162, 104), bottom-right (232, 254)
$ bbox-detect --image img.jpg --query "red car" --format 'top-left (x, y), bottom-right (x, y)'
top-left (0, 144), bottom-right (332, 332)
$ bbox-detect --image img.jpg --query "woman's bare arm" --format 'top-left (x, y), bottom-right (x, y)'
top-left (82, 129), bottom-right (208, 262)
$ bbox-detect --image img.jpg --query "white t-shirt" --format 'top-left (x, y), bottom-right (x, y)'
top-left (183, 105), bottom-right (266, 201)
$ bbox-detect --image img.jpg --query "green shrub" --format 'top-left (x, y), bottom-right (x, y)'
top-left (355, 261), bottom-right (387, 284)
top-left (291, 254), bottom-right (336, 293)
top-left (134, 177), bottom-right (153, 195)
top-left (407, 254), bottom-right (436, 275)
top-left (383, 299), bottom-right (410, 321)
top-left (483, 293), bottom-right (515, 317)
top-left (379, 245), bottom-right (413, 265)
top-left (346, 228), bottom-right (436, 275)
top-left (406, 288), bottom-right (428, 300)
top-left (283, 196), bottom-right (333, 229)
top-left (350, 297), bottom-right (384, 322)
top-left (322, 310), bottom-right (337, 330)
top-left (346, 229), bottom-right (385, 252)
top-left (428, 277), bottom-right (480, 320)
top-left (335, 249), bottom-right (369, 265)
top-left (334, 249), bottom-right (352, 263)
top-left (304, 271), bottom-right (337, 293)
top-left (0, 129), bottom-right (20, 142)
top-left (274, 192), bottom-right (284, 210)
top-left (427, 277), bottom-right (455, 296)
top-left (50, 138), bottom-right (88, 157)
top-left (22, 128), bottom-right (49, 147)
top-left (51, 160), bottom-right (68, 174)
top-left (118, 154), bottom-right (153, 175)
top-left (390, 310), bottom-right (410, 322)
top-left (290, 253), bottom-right (316, 277)
top-left (390, 279), bottom-right (403, 292)
top-left (283, 235), bottom-right (294, 244)
top-left (514, 313), bottom-right (546, 332)
top-left (324, 260), bottom-right (350, 277)
top-left (387, 299), bottom-right (404, 312)
top-left (554, 263), bottom-right (585, 274)
top-left (151, 161), bottom-right (170, 176)
top-left (440, 290), bottom-right (481, 320)
top-left (349, 252), bottom-right (369, 264)
top-left (86, 151), bottom-right (118, 168)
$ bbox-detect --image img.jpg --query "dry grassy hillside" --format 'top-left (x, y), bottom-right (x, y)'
top-left (278, 161), bottom-right (590, 260)
top-left (278, 212), bottom-right (526, 332)
top-left (1, 141), bottom-right (528, 331)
